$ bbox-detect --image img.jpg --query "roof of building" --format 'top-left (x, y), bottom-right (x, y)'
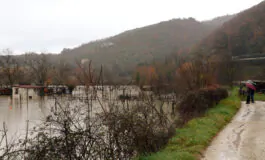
top-left (13, 85), bottom-right (45, 89)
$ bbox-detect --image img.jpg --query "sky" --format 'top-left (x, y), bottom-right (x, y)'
top-left (0, 0), bottom-right (263, 54)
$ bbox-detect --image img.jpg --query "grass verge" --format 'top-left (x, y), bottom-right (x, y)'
top-left (139, 88), bottom-right (241, 160)
top-left (255, 93), bottom-right (265, 101)
top-left (240, 93), bottom-right (265, 101)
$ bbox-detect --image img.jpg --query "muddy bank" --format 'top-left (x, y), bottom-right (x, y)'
top-left (202, 102), bottom-right (265, 160)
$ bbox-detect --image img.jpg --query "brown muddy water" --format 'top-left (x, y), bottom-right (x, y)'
top-left (0, 96), bottom-right (51, 141)
top-left (0, 94), bottom-right (175, 144)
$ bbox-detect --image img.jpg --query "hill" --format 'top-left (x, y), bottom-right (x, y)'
top-left (59, 17), bottom-right (231, 76)
top-left (196, 1), bottom-right (265, 57)
top-left (191, 1), bottom-right (265, 80)
top-left (203, 15), bottom-right (235, 27)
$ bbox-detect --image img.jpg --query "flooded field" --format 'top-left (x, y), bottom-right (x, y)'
top-left (0, 86), bottom-right (177, 159)
top-left (0, 86), bottom-right (177, 145)
top-left (0, 96), bottom-right (51, 141)
top-left (0, 96), bottom-right (102, 139)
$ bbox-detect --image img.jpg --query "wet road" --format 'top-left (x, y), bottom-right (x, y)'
top-left (203, 102), bottom-right (265, 160)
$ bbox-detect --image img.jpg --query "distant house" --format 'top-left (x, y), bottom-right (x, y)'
top-left (100, 42), bottom-right (114, 48)
top-left (12, 85), bottom-right (45, 101)
top-left (81, 59), bottom-right (89, 65)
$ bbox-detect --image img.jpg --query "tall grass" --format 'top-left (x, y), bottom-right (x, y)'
top-left (139, 88), bottom-right (241, 160)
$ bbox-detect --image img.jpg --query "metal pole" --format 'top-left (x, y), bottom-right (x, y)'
top-left (27, 88), bottom-right (29, 120)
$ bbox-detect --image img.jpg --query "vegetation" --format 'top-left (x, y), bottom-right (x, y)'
top-left (188, 1), bottom-right (265, 80)
top-left (139, 88), bottom-right (241, 160)
top-left (59, 16), bottom-right (233, 78)
top-left (0, 50), bottom-right (236, 159)
top-left (1, 1), bottom-right (265, 159)
top-left (203, 15), bottom-right (235, 27)
top-left (196, 1), bottom-right (265, 57)
top-left (239, 92), bottom-right (265, 101)
top-left (0, 62), bottom-right (177, 160)
top-left (0, 13), bottom-right (236, 84)
top-left (254, 93), bottom-right (265, 101)
top-left (177, 86), bottom-right (228, 124)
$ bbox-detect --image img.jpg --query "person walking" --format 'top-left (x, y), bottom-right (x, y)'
top-left (246, 87), bottom-right (255, 104)
top-left (250, 88), bottom-right (255, 103)
top-left (246, 80), bottom-right (256, 104)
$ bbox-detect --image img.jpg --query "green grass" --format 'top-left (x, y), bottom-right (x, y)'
top-left (139, 88), bottom-right (241, 160)
top-left (255, 93), bottom-right (265, 101)
top-left (239, 92), bottom-right (265, 101)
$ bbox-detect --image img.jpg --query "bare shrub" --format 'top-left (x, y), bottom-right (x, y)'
top-left (101, 97), bottom-right (174, 157)
top-left (0, 60), bottom-right (177, 160)
top-left (177, 86), bottom-right (228, 124)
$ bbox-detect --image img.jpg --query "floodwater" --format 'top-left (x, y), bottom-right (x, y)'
top-left (202, 102), bottom-right (265, 160)
top-left (0, 87), bottom-right (176, 146)
top-left (0, 96), bottom-right (51, 141)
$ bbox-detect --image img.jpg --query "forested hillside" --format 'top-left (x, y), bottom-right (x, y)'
top-left (0, 14), bottom-right (235, 85)
top-left (196, 1), bottom-right (265, 57)
top-left (203, 15), bottom-right (235, 27)
top-left (59, 17), bottom-right (231, 76)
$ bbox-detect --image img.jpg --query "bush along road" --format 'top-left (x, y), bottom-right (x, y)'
top-left (139, 88), bottom-right (241, 160)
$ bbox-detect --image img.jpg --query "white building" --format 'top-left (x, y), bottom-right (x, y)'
top-left (12, 85), bottom-right (44, 101)
top-left (72, 85), bottom-right (141, 100)
top-left (81, 59), bottom-right (89, 65)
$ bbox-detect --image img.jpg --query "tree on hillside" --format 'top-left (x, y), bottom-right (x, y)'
top-left (59, 17), bottom-right (229, 75)
top-left (219, 53), bottom-right (236, 86)
top-left (136, 66), bottom-right (158, 85)
top-left (176, 54), bottom-right (218, 90)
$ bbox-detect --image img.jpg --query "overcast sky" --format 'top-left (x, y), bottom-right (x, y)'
top-left (0, 0), bottom-right (263, 54)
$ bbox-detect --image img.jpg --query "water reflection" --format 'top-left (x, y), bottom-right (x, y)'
top-left (0, 96), bottom-right (50, 141)
top-left (0, 92), bottom-right (177, 144)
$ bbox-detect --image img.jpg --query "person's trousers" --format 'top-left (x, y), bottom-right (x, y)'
top-left (246, 95), bottom-right (250, 104)
top-left (246, 93), bottom-right (254, 104)
top-left (250, 92), bottom-right (254, 103)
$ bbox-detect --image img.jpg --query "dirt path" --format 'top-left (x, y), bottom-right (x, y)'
top-left (202, 101), bottom-right (265, 160)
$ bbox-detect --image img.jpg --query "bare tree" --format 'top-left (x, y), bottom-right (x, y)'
top-left (0, 60), bottom-right (177, 160)
top-left (176, 53), bottom-right (219, 91)
top-left (24, 53), bottom-right (50, 86)
top-left (0, 49), bottom-right (21, 86)
top-left (51, 60), bottom-right (72, 85)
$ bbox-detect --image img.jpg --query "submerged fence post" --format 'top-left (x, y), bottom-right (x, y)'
top-left (3, 122), bottom-right (9, 159)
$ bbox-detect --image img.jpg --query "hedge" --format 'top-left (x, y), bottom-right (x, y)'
top-left (139, 88), bottom-right (241, 160)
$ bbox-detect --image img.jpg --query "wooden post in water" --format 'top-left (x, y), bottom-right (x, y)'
top-left (27, 88), bottom-right (29, 120)
top-left (3, 122), bottom-right (9, 159)
top-left (19, 94), bottom-right (22, 108)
